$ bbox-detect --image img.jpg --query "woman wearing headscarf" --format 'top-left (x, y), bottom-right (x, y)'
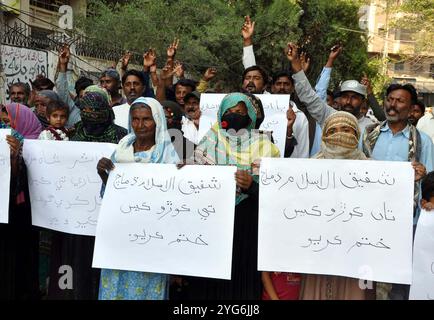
top-left (0, 104), bottom-right (40, 299)
top-left (2, 103), bottom-right (42, 139)
top-left (71, 87), bottom-right (124, 143)
top-left (47, 89), bottom-right (127, 300)
top-left (186, 93), bottom-right (280, 300)
top-left (300, 111), bottom-right (372, 300)
top-left (96, 97), bottom-right (179, 300)
top-left (34, 90), bottom-right (61, 128)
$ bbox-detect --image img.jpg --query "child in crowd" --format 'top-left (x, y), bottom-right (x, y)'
top-left (421, 172), bottom-right (434, 211)
top-left (38, 100), bottom-right (71, 141)
top-left (262, 271), bottom-right (301, 300)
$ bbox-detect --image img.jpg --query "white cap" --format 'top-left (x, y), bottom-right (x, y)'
top-left (340, 80), bottom-right (367, 97)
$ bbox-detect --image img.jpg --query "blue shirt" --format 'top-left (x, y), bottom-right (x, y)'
top-left (315, 67), bottom-right (332, 102)
top-left (310, 123), bottom-right (322, 157)
top-left (358, 123), bottom-right (434, 172)
top-left (358, 123), bottom-right (434, 224)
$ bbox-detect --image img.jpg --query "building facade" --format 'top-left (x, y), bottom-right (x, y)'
top-left (365, 0), bottom-right (434, 106)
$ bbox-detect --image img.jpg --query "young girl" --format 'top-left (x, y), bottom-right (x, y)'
top-left (38, 100), bottom-right (71, 141)
top-left (262, 272), bottom-right (301, 300)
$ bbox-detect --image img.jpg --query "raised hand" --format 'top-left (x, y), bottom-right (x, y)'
top-left (360, 73), bottom-right (373, 95)
top-left (241, 15), bottom-right (255, 40)
top-left (326, 44), bottom-right (343, 68)
top-left (159, 62), bottom-right (174, 81)
top-left (167, 39), bottom-right (179, 59)
top-left (121, 51), bottom-right (132, 70)
top-left (300, 52), bottom-right (311, 73)
top-left (58, 44), bottom-right (70, 71)
top-left (286, 43), bottom-right (302, 73)
top-left (329, 44), bottom-right (343, 60)
top-left (173, 60), bottom-right (184, 79)
top-left (203, 67), bottom-right (217, 81)
top-left (143, 48), bottom-right (157, 69)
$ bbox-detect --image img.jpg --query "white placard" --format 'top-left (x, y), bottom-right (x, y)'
top-left (0, 129), bottom-right (11, 224)
top-left (198, 94), bottom-right (289, 156)
top-left (113, 103), bottom-right (130, 129)
top-left (258, 158), bottom-right (414, 284)
top-left (93, 163), bottom-right (237, 280)
top-left (23, 140), bottom-right (116, 236)
top-left (1, 45), bottom-right (48, 102)
top-left (409, 210), bottom-right (434, 299)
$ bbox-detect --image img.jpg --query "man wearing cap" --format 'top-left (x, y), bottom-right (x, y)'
top-left (288, 43), bottom-right (434, 300)
top-left (181, 91), bottom-right (202, 145)
top-left (99, 69), bottom-right (127, 107)
top-left (286, 64), bottom-right (375, 133)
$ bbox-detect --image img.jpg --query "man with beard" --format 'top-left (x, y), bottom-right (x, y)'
top-left (289, 43), bottom-right (433, 300)
top-left (286, 43), bottom-right (375, 133)
top-left (99, 69), bottom-right (127, 107)
top-left (271, 71), bottom-right (309, 158)
top-left (9, 82), bottom-right (30, 105)
top-left (181, 91), bottom-right (202, 145)
top-left (360, 84), bottom-right (433, 300)
top-left (241, 65), bottom-right (269, 94)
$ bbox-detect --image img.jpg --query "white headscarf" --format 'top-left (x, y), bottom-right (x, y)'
top-left (112, 97), bottom-right (179, 164)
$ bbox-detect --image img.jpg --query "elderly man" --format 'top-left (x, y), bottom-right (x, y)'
top-left (9, 82), bottom-right (30, 105)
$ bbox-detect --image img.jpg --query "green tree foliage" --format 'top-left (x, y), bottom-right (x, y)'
top-left (391, 0), bottom-right (434, 54)
top-left (297, 0), bottom-right (375, 90)
top-left (79, 0), bottom-right (376, 90)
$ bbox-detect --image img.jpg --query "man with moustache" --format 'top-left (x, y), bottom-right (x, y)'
top-left (284, 45), bottom-right (375, 133)
top-left (408, 100), bottom-right (425, 127)
top-left (241, 65), bottom-right (269, 95)
top-left (99, 69), bottom-right (127, 107)
top-left (287, 43), bottom-right (432, 174)
top-left (360, 83), bottom-right (433, 300)
top-left (113, 70), bottom-right (147, 129)
top-left (9, 82), bottom-right (30, 105)
top-left (288, 42), bottom-right (433, 300)
top-left (181, 91), bottom-right (202, 145)
top-left (271, 71), bottom-right (309, 158)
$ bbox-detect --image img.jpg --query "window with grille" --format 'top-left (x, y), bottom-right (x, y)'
top-left (30, 0), bottom-right (71, 12)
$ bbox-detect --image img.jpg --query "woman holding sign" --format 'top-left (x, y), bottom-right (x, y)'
top-left (0, 104), bottom-right (40, 300)
top-left (47, 90), bottom-right (127, 300)
top-left (300, 111), bottom-right (373, 300)
top-left (96, 97), bottom-right (179, 300)
top-left (184, 92), bottom-right (280, 300)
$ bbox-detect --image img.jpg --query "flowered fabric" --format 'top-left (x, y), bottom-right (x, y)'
top-left (194, 93), bottom-right (279, 204)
